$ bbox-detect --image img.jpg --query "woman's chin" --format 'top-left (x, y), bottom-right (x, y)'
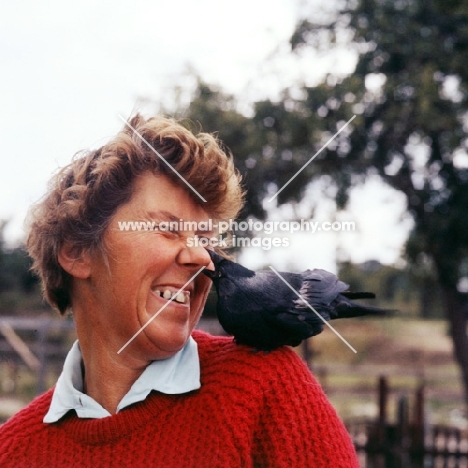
top-left (141, 314), bottom-right (192, 358)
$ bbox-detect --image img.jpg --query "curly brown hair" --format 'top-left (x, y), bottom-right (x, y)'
top-left (27, 114), bottom-right (244, 314)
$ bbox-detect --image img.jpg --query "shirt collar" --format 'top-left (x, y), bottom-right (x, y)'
top-left (43, 337), bottom-right (200, 423)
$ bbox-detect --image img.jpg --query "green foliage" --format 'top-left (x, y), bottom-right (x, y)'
top-left (291, 0), bottom-right (468, 291)
top-left (289, 0), bottom-right (468, 404)
top-left (339, 260), bottom-right (443, 317)
top-left (0, 223), bottom-right (46, 315)
top-left (170, 79), bottom-right (369, 220)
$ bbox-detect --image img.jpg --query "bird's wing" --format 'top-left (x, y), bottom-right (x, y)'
top-left (295, 269), bottom-right (387, 320)
top-left (292, 269), bottom-right (348, 316)
top-left (240, 270), bottom-right (327, 340)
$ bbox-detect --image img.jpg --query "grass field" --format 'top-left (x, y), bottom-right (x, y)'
top-left (298, 317), bottom-right (463, 426)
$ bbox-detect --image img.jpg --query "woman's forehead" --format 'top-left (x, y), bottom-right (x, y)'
top-left (118, 172), bottom-right (211, 221)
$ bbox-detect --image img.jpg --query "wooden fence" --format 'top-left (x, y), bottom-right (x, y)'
top-left (347, 376), bottom-right (468, 468)
top-left (0, 316), bottom-right (76, 396)
top-left (0, 317), bottom-right (226, 397)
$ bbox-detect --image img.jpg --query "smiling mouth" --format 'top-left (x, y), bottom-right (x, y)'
top-left (151, 288), bottom-right (190, 304)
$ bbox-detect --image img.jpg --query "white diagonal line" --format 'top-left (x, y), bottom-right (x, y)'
top-left (117, 266), bottom-right (206, 354)
top-left (118, 115), bottom-right (207, 202)
top-left (268, 266), bottom-right (357, 353)
top-left (268, 115), bottom-right (356, 203)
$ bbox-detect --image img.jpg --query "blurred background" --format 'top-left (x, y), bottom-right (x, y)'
top-left (1, 0), bottom-right (468, 466)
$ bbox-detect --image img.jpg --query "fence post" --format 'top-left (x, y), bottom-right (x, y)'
top-left (396, 394), bottom-right (410, 449)
top-left (393, 395), bottom-right (411, 468)
top-left (35, 321), bottom-right (49, 395)
top-left (411, 382), bottom-right (425, 459)
top-left (379, 375), bottom-right (388, 426)
top-left (367, 375), bottom-right (389, 452)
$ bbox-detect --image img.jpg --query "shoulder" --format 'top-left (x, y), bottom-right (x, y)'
top-left (192, 331), bottom-right (359, 467)
top-left (193, 329), bottom-right (304, 364)
top-left (0, 389), bottom-right (54, 450)
top-left (192, 330), bottom-right (320, 392)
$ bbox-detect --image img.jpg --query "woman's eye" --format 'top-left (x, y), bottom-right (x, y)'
top-left (160, 230), bottom-right (180, 239)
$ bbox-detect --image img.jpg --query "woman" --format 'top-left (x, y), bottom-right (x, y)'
top-left (0, 115), bottom-right (359, 467)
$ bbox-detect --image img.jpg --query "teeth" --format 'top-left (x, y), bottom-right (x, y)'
top-left (153, 288), bottom-right (188, 304)
top-left (174, 292), bottom-right (186, 304)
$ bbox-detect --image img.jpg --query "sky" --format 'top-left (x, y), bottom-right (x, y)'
top-left (0, 0), bottom-right (412, 271)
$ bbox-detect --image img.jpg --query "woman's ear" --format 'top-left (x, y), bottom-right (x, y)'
top-left (58, 243), bottom-right (92, 279)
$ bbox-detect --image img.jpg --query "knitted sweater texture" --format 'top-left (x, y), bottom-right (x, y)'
top-left (0, 331), bottom-right (359, 467)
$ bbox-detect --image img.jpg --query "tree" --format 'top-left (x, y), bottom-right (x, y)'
top-left (0, 222), bottom-right (42, 315)
top-left (173, 79), bottom-right (368, 223)
top-left (290, 0), bottom-right (468, 404)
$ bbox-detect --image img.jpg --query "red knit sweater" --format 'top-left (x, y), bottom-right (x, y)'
top-left (0, 331), bottom-right (359, 468)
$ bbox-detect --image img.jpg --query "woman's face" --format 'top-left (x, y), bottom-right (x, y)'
top-left (85, 172), bottom-right (215, 361)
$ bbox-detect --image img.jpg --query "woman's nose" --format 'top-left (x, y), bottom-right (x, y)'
top-left (176, 242), bottom-right (213, 271)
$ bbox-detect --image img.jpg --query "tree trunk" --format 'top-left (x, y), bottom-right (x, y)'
top-left (442, 285), bottom-right (468, 408)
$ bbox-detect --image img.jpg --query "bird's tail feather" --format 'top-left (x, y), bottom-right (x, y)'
top-left (334, 302), bottom-right (393, 319)
top-left (342, 291), bottom-right (375, 299)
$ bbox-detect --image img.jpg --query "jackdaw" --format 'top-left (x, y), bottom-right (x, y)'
top-left (203, 250), bottom-right (387, 351)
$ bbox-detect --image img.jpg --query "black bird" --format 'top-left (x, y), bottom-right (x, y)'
top-left (203, 250), bottom-right (388, 351)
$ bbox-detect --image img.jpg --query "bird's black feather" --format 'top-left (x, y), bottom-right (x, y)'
top-left (203, 250), bottom-right (389, 351)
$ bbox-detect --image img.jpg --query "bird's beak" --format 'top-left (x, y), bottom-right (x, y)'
top-left (202, 249), bottom-right (220, 279)
top-left (203, 249), bottom-right (216, 278)
top-left (203, 261), bottom-right (217, 279)
top-left (202, 268), bottom-right (216, 279)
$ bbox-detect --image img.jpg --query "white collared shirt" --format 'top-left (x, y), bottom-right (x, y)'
top-left (43, 337), bottom-right (200, 422)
